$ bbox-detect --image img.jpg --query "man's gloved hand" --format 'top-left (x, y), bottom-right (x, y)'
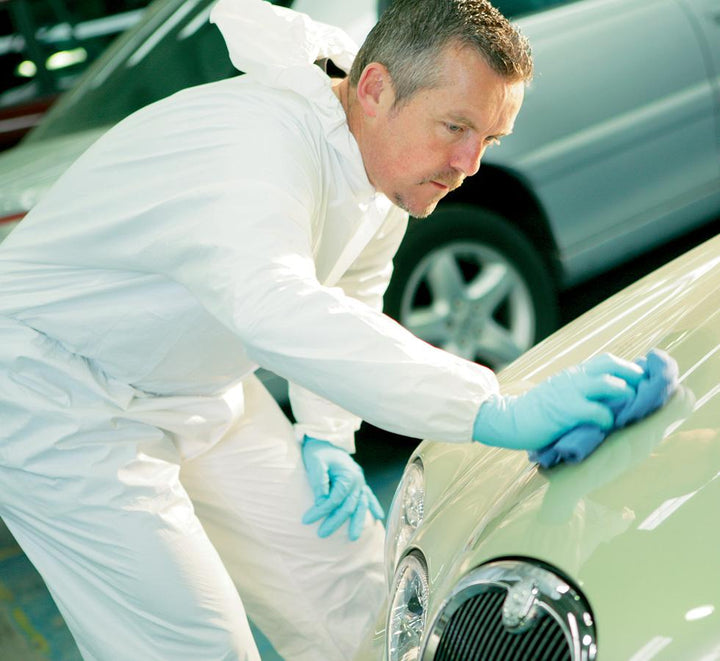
top-left (301, 436), bottom-right (384, 541)
top-left (473, 353), bottom-right (645, 451)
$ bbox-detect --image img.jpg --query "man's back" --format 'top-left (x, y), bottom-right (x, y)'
top-left (0, 76), bottom-right (353, 395)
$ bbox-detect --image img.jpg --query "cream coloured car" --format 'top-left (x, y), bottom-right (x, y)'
top-left (356, 233), bottom-right (720, 660)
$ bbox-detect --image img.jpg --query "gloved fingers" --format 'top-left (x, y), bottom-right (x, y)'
top-left (303, 456), bottom-right (331, 503)
top-left (366, 487), bottom-right (385, 521)
top-left (580, 373), bottom-right (637, 402)
top-left (317, 487), bottom-right (362, 538)
top-left (583, 353), bottom-right (645, 386)
top-left (634, 356), bottom-right (648, 372)
top-left (348, 490), bottom-right (370, 541)
top-left (301, 437), bottom-right (335, 502)
top-left (568, 398), bottom-right (615, 431)
top-left (347, 486), bottom-right (385, 541)
top-left (302, 498), bottom-right (327, 525)
top-left (302, 474), bottom-right (359, 524)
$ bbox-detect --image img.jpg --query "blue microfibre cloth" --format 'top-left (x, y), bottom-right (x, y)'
top-left (529, 349), bottom-right (679, 468)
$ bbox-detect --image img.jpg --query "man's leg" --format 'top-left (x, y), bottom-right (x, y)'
top-left (0, 323), bottom-right (261, 661)
top-left (0, 421), bottom-right (263, 660)
top-left (180, 374), bottom-right (386, 661)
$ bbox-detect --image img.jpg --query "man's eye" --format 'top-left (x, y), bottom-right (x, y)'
top-left (446, 123), bottom-right (464, 134)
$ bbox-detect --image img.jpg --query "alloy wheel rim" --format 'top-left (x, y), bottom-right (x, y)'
top-left (398, 241), bottom-right (536, 369)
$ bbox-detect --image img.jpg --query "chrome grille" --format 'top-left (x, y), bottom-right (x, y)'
top-left (433, 589), bottom-right (570, 660)
top-left (422, 560), bottom-right (596, 661)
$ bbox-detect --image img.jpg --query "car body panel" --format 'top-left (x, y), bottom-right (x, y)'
top-left (485, 0), bottom-right (720, 285)
top-left (680, 0), bottom-right (720, 128)
top-left (358, 235), bottom-right (720, 660)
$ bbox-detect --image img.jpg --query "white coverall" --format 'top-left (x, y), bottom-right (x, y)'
top-left (0, 1), bottom-right (499, 659)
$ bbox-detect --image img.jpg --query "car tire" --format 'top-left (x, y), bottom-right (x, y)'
top-left (384, 204), bottom-right (559, 370)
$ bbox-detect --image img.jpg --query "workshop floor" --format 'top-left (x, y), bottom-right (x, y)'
top-left (0, 429), bottom-right (414, 660)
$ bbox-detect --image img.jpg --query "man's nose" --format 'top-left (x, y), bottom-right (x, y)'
top-left (450, 140), bottom-right (484, 177)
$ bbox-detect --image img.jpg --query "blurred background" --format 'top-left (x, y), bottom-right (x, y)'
top-left (0, 0), bottom-right (718, 657)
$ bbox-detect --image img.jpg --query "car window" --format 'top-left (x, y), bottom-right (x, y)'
top-left (26, 0), bottom-right (247, 141)
top-left (0, 0), bottom-right (146, 112)
top-left (26, 0), bottom-right (385, 142)
top-left (492, 0), bottom-right (575, 18)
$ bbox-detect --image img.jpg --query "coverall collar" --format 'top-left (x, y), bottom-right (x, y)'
top-left (210, 0), bottom-right (376, 204)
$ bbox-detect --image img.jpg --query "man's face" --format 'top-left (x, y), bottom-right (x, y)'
top-left (359, 44), bottom-right (525, 218)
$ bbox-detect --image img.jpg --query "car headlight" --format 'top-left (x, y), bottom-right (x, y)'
top-left (387, 552), bottom-right (429, 661)
top-left (385, 458), bottom-right (425, 581)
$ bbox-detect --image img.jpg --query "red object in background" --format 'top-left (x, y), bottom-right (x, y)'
top-left (0, 211), bottom-right (27, 225)
top-left (0, 95), bottom-right (56, 151)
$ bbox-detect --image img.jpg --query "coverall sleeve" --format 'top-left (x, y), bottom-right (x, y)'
top-left (75, 106), bottom-right (499, 443)
top-left (171, 186), bottom-right (496, 442)
top-left (289, 206), bottom-right (409, 452)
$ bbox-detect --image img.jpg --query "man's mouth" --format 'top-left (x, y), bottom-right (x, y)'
top-left (425, 171), bottom-right (464, 192)
top-left (430, 181), bottom-right (450, 191)
top-left (429, 177), bottom-right (464, 192)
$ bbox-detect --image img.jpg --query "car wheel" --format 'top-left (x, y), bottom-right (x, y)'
top-left (384, 204), bottom-right (559, 370)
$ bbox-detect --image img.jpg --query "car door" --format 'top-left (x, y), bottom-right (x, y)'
top-left (677, 0), bottom-right (720, 134)
top-left (489, 0), bottom-right (720, 285)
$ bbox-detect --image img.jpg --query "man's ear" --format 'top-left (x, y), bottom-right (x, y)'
top-left (355, 62), bottom-right (394, 118)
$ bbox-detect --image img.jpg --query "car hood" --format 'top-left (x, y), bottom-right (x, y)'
top-left (414, 236), bottom-right (720, 657)
top-left (0, 127), bottom-right (107, 217)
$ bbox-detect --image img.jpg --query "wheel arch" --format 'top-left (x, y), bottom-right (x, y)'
top-left (438, 164), bottom-right (562, 283)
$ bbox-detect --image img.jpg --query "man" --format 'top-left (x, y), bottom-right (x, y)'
top-left (0, 0), bottom-right (645, 659)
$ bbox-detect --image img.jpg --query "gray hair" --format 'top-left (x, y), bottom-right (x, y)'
top-left (349, 0), bottom-right (533, 106)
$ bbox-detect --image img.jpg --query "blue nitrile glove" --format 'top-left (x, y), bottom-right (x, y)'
top-left (530, 349), bottom-right (679, 468)
top-left (473, 353), bottom-right (645, 451)
top-left (301, 436), bottom-right (385, 541)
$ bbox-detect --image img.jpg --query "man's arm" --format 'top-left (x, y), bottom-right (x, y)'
top-left (288, 205), bottom-right (409, 452)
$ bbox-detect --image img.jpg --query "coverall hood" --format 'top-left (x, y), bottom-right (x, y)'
top-left (210, 0), bottom-right (366, 192)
